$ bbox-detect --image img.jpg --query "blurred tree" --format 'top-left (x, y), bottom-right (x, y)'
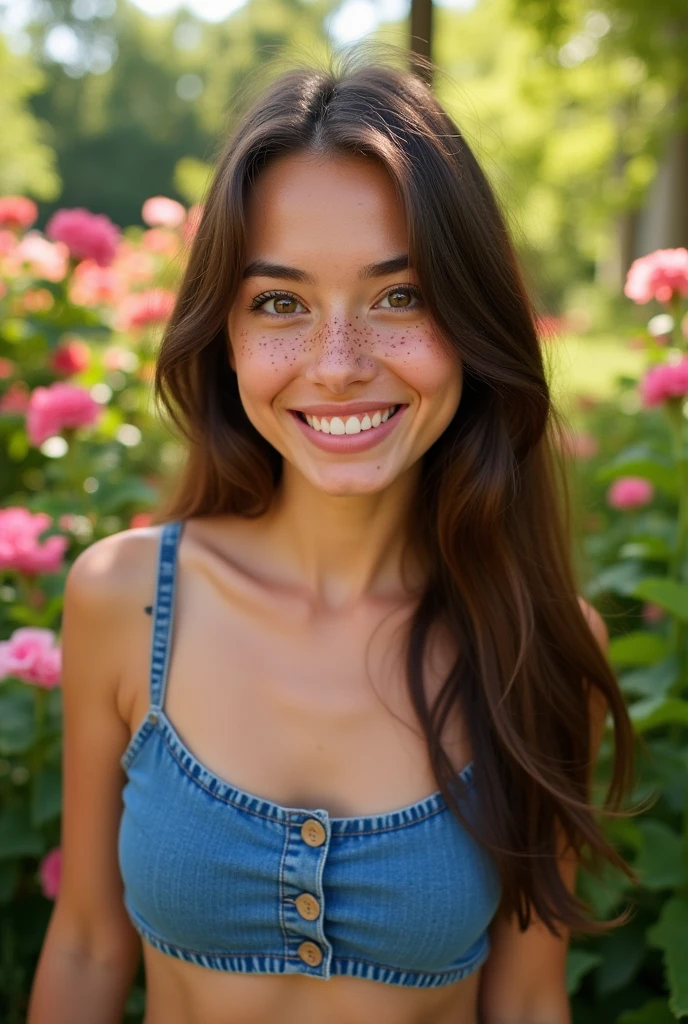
top-left (0, 35), bottom-right (60, 199)
top-left (507, 0), bottom-right (688, 272)
top-left (431, 0), bottom-right (674, 310)
top-left (18, 0), bottom-right (330, 229)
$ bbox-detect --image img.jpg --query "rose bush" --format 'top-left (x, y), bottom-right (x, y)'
top-left (0, 195), bottom-right (201, 1022)
top-left (562, 249), bottom-right (688, 1024)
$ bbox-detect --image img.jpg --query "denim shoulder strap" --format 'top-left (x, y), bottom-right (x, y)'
top-left (149, 518), bottom-right (184, 711)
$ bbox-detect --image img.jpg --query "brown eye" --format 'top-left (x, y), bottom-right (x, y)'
top-left (273, 296), bottom-right (298, 314)
top-left (388, 289), bottom-right (411, 308)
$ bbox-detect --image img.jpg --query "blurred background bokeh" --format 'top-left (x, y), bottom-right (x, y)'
top-left (0, 0), bottom-right (687, 1021)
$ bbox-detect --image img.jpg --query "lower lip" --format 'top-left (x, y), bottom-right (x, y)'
top-left (288, 406), bottom-right (408, 453)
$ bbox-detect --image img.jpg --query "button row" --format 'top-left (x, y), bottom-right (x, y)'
top-left (295, 817), bottom-right (326, 969)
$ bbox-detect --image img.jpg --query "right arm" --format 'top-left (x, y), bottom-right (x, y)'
top-left (27, 532), bottom-right (143, 1024)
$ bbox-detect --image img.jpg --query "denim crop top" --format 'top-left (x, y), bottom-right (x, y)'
top-left (117, 519), bottom-right (502, 988)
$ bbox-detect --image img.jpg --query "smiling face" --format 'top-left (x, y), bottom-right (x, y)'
top-left (227, 150), bottom-right (463, 496)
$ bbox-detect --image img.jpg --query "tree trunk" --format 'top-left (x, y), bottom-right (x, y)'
top-left (410, 0), bottom-right (433, 83)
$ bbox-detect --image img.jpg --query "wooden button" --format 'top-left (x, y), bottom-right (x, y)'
top-left (300, 818), bottom-right (326, 847)
top-left (297, 940), bottom-right (323, 967)
top-left (295, 893), bottom-right (320, 921)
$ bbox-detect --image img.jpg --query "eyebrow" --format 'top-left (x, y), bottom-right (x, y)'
top-left (241, 254), bottom-right (410, 283)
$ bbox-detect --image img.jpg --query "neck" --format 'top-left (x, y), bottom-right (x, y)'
top-left (260, 461), bottom-right (426, 612)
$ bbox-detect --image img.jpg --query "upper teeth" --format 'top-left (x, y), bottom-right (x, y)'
top-left (303, 406), bottom-right (398, 434)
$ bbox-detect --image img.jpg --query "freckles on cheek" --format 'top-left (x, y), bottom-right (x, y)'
top-left (234, 328), bottom-right (314, 373)
top-left (377, 324), bottom-right (454, 392)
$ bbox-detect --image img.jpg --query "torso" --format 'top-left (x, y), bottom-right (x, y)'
top-left (116, 513), bottom-right (484, 1024)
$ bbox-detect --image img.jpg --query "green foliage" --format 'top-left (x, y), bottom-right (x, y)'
top-left (432, 0), bottom-right (674, 311)
top-left (0, 210), bottom-right (185, 1021)
top-left (0, 37), bottom-right (60, 199)
top-left (20, 0), bottom-right (331, 231)
top-left (560, 296), bottom-right (688, 1020)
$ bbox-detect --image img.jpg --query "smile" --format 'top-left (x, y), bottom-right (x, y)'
top-left (288, 404), bottom-right (408, 453)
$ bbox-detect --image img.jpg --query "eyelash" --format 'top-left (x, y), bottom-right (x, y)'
top-left (246, 284), bottom-right (424, 318)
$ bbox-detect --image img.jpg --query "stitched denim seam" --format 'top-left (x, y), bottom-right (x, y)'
top-left (132, 918), bottom-right (486, 981)
top-left (159, 727), bottom-right (454, 832)
top-left (277, 819), bottom-right (291, 957)
top-left (134, 929), bottom-right (487, 983)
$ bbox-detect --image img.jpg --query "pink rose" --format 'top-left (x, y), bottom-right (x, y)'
top-left (607, 477), bottom-right (655, 510)
top-left (639, 357), bottom-right (688, 408)
top-left (26, 381), bottom-right (102, 446)
top-left (114, 243), bottom-right (156, 285)
top-left (68, 259), bottom-right (125, 307)
top-left (0, 382), bottom-right (30, 415)
top-left (0, 627), bottom-right (61, 687)
top-left (642, 602), bottom-right (666, 624)
top-left (142, 196), bottom-right (186, 229)
top-left (51, 338), bottom-right (91, 376)
top-left (102, 345), bottom-right (137, 372)
top-left (46, 207), bottom-right (121, 267)
top-left (115, 288), bottom-right (176, 331)
top-left (0, 507), bottom-right (68, 574)
top-left (559, 431), bottom-right (599, 460)
top-left (130, 511), bottom-right (153, 528)
top-left (6, 232), bottom-right (69, 282)
top-left (624, 248), bottom-right (688, 305)
top-left (39, 847), bottom-right (62, 900)
top-left (0, 196), bottom-right (38, 231)
top-left (141, 228), bottom-right (180, 256)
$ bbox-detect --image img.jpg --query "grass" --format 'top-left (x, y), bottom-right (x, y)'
top-left (546, 333), bottom-right (645, 418)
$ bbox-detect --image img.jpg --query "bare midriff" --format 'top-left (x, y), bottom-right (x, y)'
top-left (141, 942), bottom-right (481, 1024)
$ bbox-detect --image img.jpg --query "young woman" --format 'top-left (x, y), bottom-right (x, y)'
top-left (28, 49), bottom-right (635, 1024)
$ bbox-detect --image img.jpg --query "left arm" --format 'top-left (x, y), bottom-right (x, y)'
top-left (477, 598), bottom-right (609, 1024)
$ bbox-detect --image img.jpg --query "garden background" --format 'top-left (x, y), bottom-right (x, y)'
top-left (0, 0), bottom-right (687, 1020)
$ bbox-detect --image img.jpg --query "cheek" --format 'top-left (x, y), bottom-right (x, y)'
top-left (232, 327), bottom-right (315, 376)
top-left (375, 323), bottom-right (461, 398)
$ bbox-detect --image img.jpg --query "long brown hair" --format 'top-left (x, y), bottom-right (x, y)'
top-left (151, 45), bottom-right (636, 937)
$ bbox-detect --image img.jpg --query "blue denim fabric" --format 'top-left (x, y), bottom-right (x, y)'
top-left (118, 519), bottom-right (502, 988)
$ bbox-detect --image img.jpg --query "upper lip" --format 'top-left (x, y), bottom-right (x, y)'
top-left (290, 401), bottom-right (405, 417)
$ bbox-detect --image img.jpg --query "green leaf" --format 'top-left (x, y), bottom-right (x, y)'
top-left (633, 820), bottom-right (687, 890)
top-left (632, 578), bottom-right (688, 620)
top-left (0, 683), bottom-right (36, 755)
top-left (595, 921), bottom-right (646, 997)
top-left (566, 948), bottom-right (602, 995)
top-left (647, 897), bottom-right (688, 1017)
top-left (620, 537), bottom-right (673, 561)
top-left (618, 998), bottom-right (676, 1024)
top-left (0, 806), bottom-right (44, 859)
top-left (618, 656), bottom-right (680, 698)
top-left (31, 763), bottom-right (63, 827)
top-left (596, 446), bottom-right (677, 495)
top-left (629, 696), bottom-right (688, 733)
top-left (588, 562), bottom-right (646, 598)
top-left (608, 631), bottom-right (668, 667)
top-left (95, 478), bottom-right (158, 515)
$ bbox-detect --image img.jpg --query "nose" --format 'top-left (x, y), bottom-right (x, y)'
top-left (303, 317), bottom-right (376, 393)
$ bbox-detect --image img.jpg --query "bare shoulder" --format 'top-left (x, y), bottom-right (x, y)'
top-left (576, 595), bottom-right (610, 653)
top-left (67, 523), bottom-right (163, 610)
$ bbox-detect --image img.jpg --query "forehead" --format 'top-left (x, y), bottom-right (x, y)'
top-left (243, 151), bottom-right (409, 268)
